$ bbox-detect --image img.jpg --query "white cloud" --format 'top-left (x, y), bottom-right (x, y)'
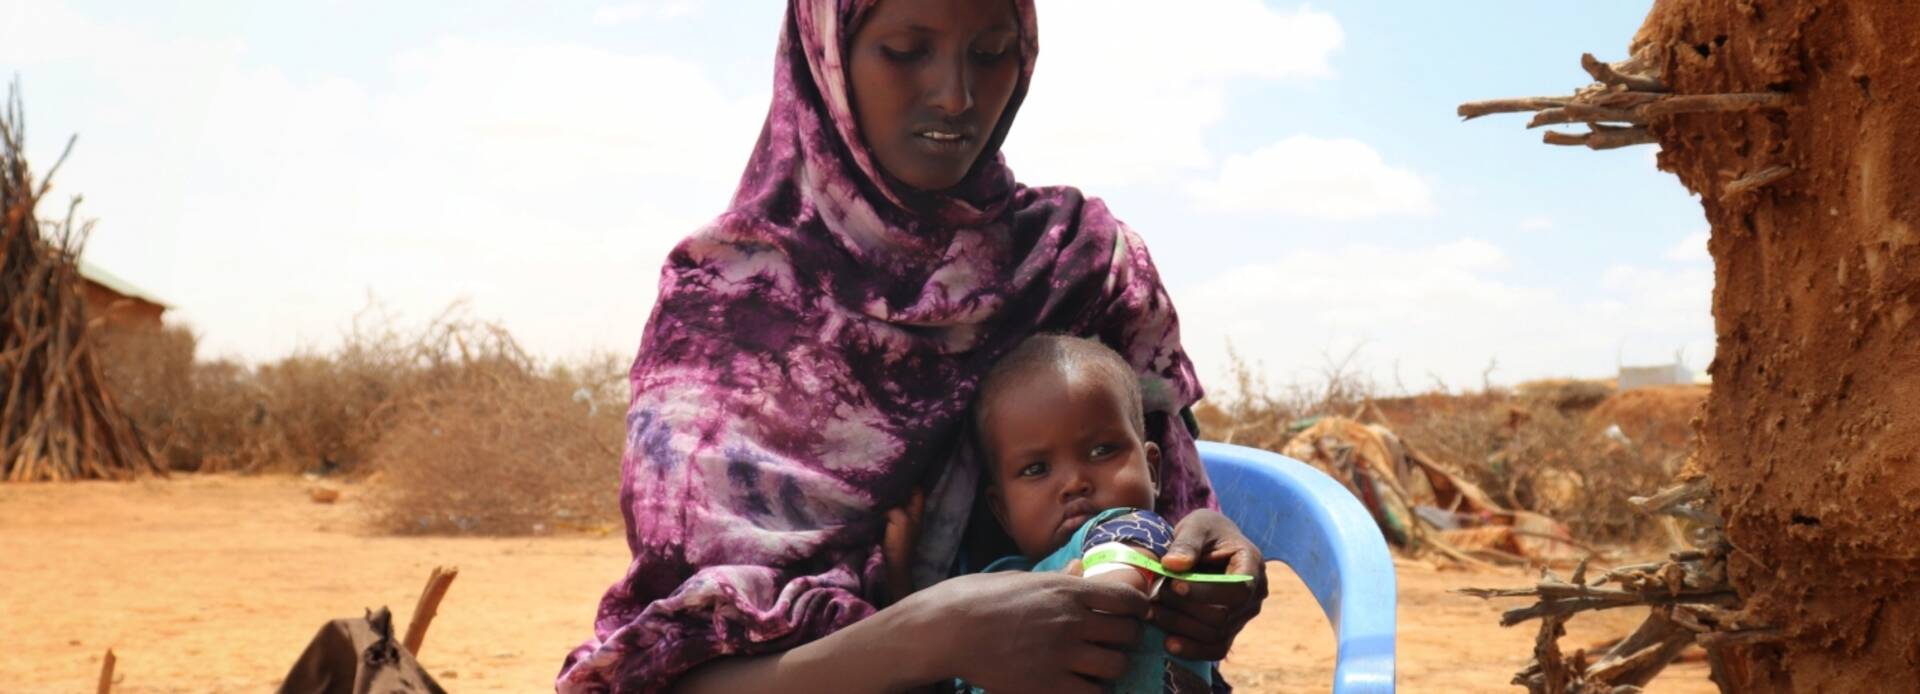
top-left (1175, 239), bottom-right (1715, 394)
top-left (168, 37), bottom-right (764, 360)
top-left (1517, 216), bottom-right (1554, 232)
top-left (1186, 135), bottom-right (1432, 219)
top-left (1003, 1), bottom-right (1342, 187)
top-left (593, 0), bottom-right (701, 25)
top-left (8, 3), bottom-right (766, 362)
top-left (1664, 231), bottom-right (1710, 263)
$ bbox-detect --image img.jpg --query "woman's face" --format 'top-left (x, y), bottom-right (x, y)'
top-left (847, 0), bottom-right (1021, 192)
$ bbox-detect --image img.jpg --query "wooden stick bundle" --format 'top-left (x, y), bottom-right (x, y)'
top-left (1459, 50), bottom-right (1791, 168)
top-left (1460, 477), bottom-right (1775, 693)
top-left (0, 85), bottom-right (159, 482)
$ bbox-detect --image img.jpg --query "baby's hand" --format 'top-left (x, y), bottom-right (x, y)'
top-left (882, 489), bottom-right (925, 603)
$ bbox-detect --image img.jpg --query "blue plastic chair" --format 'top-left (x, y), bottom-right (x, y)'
top-left (1198, 441), bottom-right (1397, 693)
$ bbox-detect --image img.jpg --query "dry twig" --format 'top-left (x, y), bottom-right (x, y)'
top-left (1582, 53), bottom-right (1668, 92)
top-left (1543, 126), bottom-right (1659, 151)
top-left (1527, 105), bottom-right (1645, 128)
top-left (403, 565), bottom-right (459, 657)
top-left (96, 648), bottom-right (115, 694)
top-left (1460, 97), bottom-right (1575, 120)
top-left (1723, 165), bottom-right (1793, 196)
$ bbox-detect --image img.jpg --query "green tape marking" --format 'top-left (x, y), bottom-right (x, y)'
top-left (1082, 546), bottom-right (1255, 583)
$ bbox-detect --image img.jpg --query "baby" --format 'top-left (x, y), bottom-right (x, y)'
top-left (968, 333), bottom-right (1211, 693)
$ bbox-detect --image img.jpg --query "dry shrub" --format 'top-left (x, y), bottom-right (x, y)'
top-left (1193, 346), bottom-right (1374, 451)
top-left (96, 326), bottom-right (195, 464)
top-left (248, 353), bottom-right (406, 472)
top-left (97, 304), bottom-right (630, 535)
top-left (369, 320), bottom-right (625, 535)
top-left (98, 326), bottom-right (271, 471)
top-left (176, 359), bottom-right (273, 470)
top-left (97, 316), bottom-right (408, 473)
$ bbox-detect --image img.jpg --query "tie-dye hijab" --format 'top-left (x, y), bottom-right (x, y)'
top-left (557, 1), bottom-right (1212, 689)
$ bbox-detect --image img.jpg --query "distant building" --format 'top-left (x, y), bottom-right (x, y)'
top-left (1618, 362), bottom-right (1693, 390)
top-left (77, 260), bottom-right (167, 330)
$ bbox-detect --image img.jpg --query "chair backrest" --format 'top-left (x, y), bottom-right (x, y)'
top-left (1198, 441), bottom-right (1397, 694)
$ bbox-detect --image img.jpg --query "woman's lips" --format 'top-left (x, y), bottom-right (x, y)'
top-left (912, 129), bottom-right (974, 155)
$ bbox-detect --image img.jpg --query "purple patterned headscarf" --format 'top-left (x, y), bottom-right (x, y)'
top-left (556, 1), bottom-right (1211, 690)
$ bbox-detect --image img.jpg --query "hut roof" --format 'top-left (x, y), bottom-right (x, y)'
top-left (77, 259), bottom-right (168, 308)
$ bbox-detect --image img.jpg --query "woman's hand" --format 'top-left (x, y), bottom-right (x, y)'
top-left (673, 567), bottom-right (1142, 694)
top-left (882, 490), bottom-right (925, 603)
top-left (899, 571), bottom-right (1149, 694)
top-left (1152, 509), bottom-right (1268, 661)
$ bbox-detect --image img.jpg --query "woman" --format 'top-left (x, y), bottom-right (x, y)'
top-left (558, 1), bottom-right (1269, 691)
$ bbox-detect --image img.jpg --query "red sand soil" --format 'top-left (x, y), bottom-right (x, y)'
top-left (1639, 0), bottom-right (1920, 687)
top-left (0, 475), bottom-right (1718, 692)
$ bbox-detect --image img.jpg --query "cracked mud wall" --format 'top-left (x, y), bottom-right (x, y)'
top-left (1638, 0), bottom-right (1920, 689)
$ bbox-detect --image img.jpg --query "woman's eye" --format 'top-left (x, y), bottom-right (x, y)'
top-left (1018, 462), bottom-right (1047, 477)
top-left (971, 37), bottom-right (1014, 61)
top-left (880, 44), bottom-right (924, 61)
top-left (971, 46), bottom-right (1011, 63)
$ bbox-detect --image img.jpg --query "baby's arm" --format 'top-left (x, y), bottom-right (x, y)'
top-left (1083, 546), bottom-right (1158, 593)
top-left (1078, 509), bottom-right (1176, 595)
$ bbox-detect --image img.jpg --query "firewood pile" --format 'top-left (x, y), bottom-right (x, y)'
top-left (1, 87), bottom-right (159, 482)
top-left (1460, 478), bottom-right (1779, 693)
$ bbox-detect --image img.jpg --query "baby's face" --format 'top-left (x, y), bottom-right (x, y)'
top-left (982, 366), bottom-right (1159, 559)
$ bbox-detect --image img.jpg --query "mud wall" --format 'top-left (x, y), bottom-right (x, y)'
top-left (1640, 0), bottom-right (1920, 688)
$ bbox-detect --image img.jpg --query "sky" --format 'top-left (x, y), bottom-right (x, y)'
top-left (0, 0), bottom-right (1715, 395)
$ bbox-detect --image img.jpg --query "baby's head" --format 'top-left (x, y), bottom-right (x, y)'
top-left (974, 334), bottom-right (1160, 559)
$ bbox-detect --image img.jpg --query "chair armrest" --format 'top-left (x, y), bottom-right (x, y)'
top-left (1197, 441), bottom-right (1397, 693)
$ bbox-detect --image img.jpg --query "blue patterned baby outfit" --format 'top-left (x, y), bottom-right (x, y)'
top-left (971, 507), bottom-right (1212, 694)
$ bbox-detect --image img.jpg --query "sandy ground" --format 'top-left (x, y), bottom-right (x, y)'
top-left (0, 475), bottom-right (1717, 692)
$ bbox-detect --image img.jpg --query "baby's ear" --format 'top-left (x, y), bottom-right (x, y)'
top-left (1145, 441), bottom-right (1163, 493)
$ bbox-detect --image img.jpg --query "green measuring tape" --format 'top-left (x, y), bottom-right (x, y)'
top-left (1081, 545), bottom-right (1255, 584)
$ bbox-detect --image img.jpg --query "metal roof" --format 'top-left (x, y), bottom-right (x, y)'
top-left (77, 259), bottom-right (169, 308)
